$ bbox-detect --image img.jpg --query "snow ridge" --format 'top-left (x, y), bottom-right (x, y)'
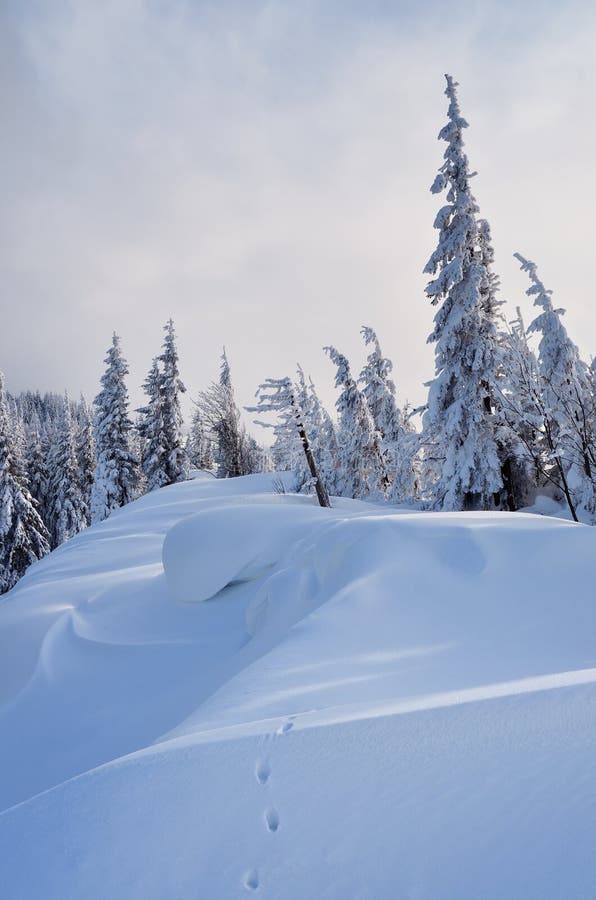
top-left (0, 473), bottom-right (595, 898)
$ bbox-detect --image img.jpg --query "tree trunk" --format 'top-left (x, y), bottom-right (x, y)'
top-left (289, 395), bottom-right (330, 508)
top-left (298, 423), bottom-right (331, 508)
top-left (554, 455), bottom-right (579, 523)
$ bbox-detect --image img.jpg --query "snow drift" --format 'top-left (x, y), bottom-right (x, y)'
top-left (0, 473), bottom-right (595, 898)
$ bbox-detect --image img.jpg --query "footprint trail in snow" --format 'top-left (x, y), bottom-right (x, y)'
top-left (264, 807), bottom-right (280, 833)
top-left (244, 869), bottom-right (259, 891)
top-left (255, 759), bottom-right (270, 786)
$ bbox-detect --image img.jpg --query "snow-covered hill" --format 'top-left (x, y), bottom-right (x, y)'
top-left (1, 473), bottom-right (595, 899)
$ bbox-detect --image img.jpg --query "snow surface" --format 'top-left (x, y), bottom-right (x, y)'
top-left (1, 472), bottom-right (595, 898)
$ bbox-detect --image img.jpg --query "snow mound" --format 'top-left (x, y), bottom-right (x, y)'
top-left (0, 475), bottom-right (595, 898)
top-left (162, 498), bottom-right (333, 603)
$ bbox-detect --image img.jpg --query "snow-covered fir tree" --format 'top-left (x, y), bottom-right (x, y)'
top-left (0, 373), bottom-right (50, 593)
top-left (359, 326), bottom-right (417, 502)
top-left (196, 349), bottom-right (260, 478)
top-left (514, 253), bottom-right (595, 521)
top-left (477, 219), bottom-right (535, 511)
top-left (47, 396), bottom-right (88, 548)
top-left (137, 359), bottom-right (169, 492)
top-left (307, 376), bottom-right (340, 495)
top-left (214, 349), bottom-right (242, 477)
top-left (158, 319), bottom-right (189, 484)
top-left (422, 74), bottom-right (502, 511)
top-left (239, 432), bottom-right (271, 476)
top-left (25, 413), bottom-right (48, 521)
top-left (477, 219), bottom-right (504, 321)
top-left (9, 402), bottom-right (27, 476)
top-left (269, 427), bottom-right (301, 475)
top-left (324, 346), bottom-right (385, 499)
top-left (285, 367), bottom-right (321, 490)
top-left (494, 307), bottom-right (541, 510)
top-left (90, 334), bottom-right (140, 523)
top-left (75, 397), bottom-right (95, 523)
top-left (589, 357), bottom-right (596, 441)
top-left (129, 416), bottom-right (146, 497)
top-left (186, 408), bottom-right (215, 471)
top-left (196, 349), bottom-right (242, 478)
top-left (40, 422), bottom-right (55, 522)
top-left (359, 327), bottom-right (401, 447)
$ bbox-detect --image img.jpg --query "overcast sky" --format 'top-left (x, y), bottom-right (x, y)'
top-left (2, 0), bottom-right (596, 428)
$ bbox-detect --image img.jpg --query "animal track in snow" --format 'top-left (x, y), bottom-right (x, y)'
top-left (264, 807), bottom-right (280, 833)
top-left (255, 759), bottom-right (271, 785)
top-left (244, 869), bottom-right (259, 891)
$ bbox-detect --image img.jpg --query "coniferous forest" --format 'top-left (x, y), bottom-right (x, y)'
top-left (2, 75), bottom-right (595, 595)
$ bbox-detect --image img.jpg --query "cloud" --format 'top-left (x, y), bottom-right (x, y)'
top-left (2, 0), bottom-right (596, 426)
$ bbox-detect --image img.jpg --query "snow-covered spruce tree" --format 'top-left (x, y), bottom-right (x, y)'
top-left (477, 219), bottom-right (531, 512)
top-left (494, 307), bottom-right (541, 510)
top-left (21, 403), bottom-right (58, 525)
top-left (477, 219), bottom-right (504, 321)
top-left (247, 377), bottom-right (331, 507)
top-left (288, 366), bottom-right (321, 490)
top-left (590, 358), bottom-right (596, 396)
top-left (514, 253), bottom-right (595, 521)
top-left (269, 406), bottom-right (304, 476)
top-left (6, 403), bottom-right (34, 506)
top-left (40, 421), bottom-right (56, 522)
top-left (9, 402), bottom-right (27, 477)
top-left (267, 366), bottom-right (329, 493)
top-left (359, 326), bottom-right (418, 503)
top-left (0, 373), bottom-right (50, 593)
top-left (47, 396), bottom-right (88, 548)
top-left (239, 432), bottom-right (271, 475)
top-left (589, 357), bottom-right (596, 441)
top-left (359, 327), bottom-right (401, 449)
top-left (422, 75), bottom-right (502, 511)
top-left (324, 346), bottom-right (385, 499)
top-left (129, 415), bottom-right (147, 497)
top-left (25, 414), bottom-right (48, 521)
top-left (216, 349), bottom-right (242, 477)
top-left (158, 319), bottom-right (189, 484)
top-left (387, 413), bottom-right (420, 506)
top-left (75, 396), bottom-right (95, 523)
top-left (196, 349), bottom-right (244, 478)
top-left (90, 334), bottom-right (140, 524)
top-left (186, 407), bottom-right (215, 471)
top-left (308, 376), bottom-right (340, 495)
top-left (137, 359), bottom-right (168, 492)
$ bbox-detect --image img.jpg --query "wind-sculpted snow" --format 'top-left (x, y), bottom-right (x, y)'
top-left (0, 473), bottom-right (595, 898)
top-left (162, 498), bottom-right (335, 604)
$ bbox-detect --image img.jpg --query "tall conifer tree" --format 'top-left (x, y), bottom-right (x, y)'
top-left (138, 359), bottom-right (169, 492)
top-left (0, 373), bottom-right (50, 593)
top-left (422, 75), bottom-right (502, 511)
top-left (75, 397), bottom-right (95, 523)
top-left (358, 326), bottom-right (417, 501)
top-left (186, 408), bottom-right (214, 471)
top-left (158, 319), bottom-right (189, 484)
top-left (325, 346), bottom-right (385, 499)
top-left (196, 349), bottom-right (244, 478)
top-left (90, 334), bottom-right (140, 523)
top-left (515, 253), bottom-right (595, 521)
top-left (47, 396), bottom-right (88, 547)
